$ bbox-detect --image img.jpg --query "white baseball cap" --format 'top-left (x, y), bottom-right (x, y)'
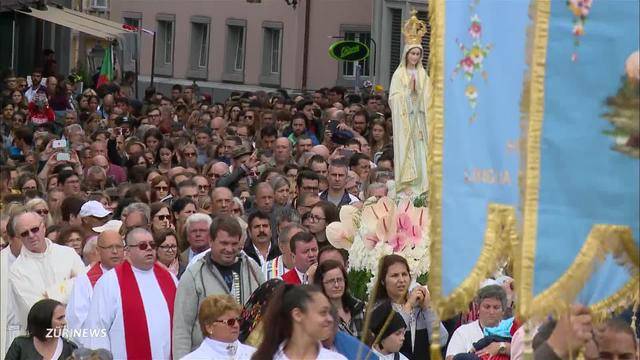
top-left (79, 201), bottom-right (112, 218)
top-left (92, 220), bottom-right (122, 233)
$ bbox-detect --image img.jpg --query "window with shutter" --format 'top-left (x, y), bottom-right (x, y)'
top-left (389, 8), bottom-right (402, 80)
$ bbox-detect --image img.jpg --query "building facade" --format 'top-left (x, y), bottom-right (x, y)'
top-left (109, 0), bottom-right (375, 99)
top-left (371, 0), bottom-right (430, 91)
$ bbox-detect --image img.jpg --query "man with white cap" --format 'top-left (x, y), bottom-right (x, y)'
top-left (66, 222), bottom-right (124, 345)
top-left (79, 200), bottom-right (112, 243)
top-left (8, 211), bottom-right (86, 335)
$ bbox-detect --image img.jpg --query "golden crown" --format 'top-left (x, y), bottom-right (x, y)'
top-left (403, 9), bottom-right (427, 46)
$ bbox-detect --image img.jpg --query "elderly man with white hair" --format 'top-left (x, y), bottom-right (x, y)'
top-left (178, 213), bottom-right (212, 268)
top-left (8, 211), bottom-right (86, 335)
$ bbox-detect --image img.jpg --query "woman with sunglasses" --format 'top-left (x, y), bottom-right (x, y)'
top-left (182, 294), bottom-right (256, 360)
top-left (180, 143), bottom-right (199, 170)
top-left (150, 175), bottom-right (171, 202)
top-left (153, 228), bottom-right (183, 278)
top-left (25, 198), bottom-right (54, 228)
top-left (150, 202), bottom-right (174, 234)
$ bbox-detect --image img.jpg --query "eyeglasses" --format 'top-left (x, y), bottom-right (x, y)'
top-left (198, 185), bottom-right (210, 191)
top-left (183, 152), bottom-right (196, 157)
top-left (128, 241), bottom-right (157, 251)
top-left (323, 277), bottom-right (345, 286)
top-left (98, 244), bottom-right (125, 252)
top-left (19, 225), bottom-right (41, 238)
top-left (35, 209), bottom-right (49, 216)
top-left (159, 244), bottom-right (178, 251)
top-left (155, 214), bottom-right (171, 221)
top-left (308, 214), bottom-right (325, 222)
top-left (214, 317), bottom-right (242, 327)
top-left (155, 186), bottom-right (168, 191)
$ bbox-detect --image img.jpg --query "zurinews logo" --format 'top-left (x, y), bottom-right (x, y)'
top-left (46, 328), bottom-right (107, 338)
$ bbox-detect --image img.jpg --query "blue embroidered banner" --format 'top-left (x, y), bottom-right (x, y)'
top-left (439, 0), bottom-right (528, 296)
top-left (530, 0), bottom-right (639, 307)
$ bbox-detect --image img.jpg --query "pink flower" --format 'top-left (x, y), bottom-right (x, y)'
top-left (363, 233), bottom-right (381, 250)
top-left (387, 234), bottom-right (406, 253)
top-left (572, 23), bottom-right (584, 36)
top-left (469, 22), bottom-right (482, 38)
top-left (461, 57), bottom-right (475, 73)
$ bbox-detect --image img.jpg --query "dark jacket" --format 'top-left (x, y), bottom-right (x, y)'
top-left (5, 336), bottom-right (77, 360)
top-left (243, 238), bottom-right (281, 266)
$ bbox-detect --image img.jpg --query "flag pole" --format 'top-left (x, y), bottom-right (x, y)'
top-left (150, 31), bottom-right (156, 87)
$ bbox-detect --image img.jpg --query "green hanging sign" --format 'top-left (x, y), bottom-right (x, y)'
top-left (328, 41), bottom-right (370, 61)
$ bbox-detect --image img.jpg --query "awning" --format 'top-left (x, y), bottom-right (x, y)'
top-left (16, 5), bottom-right (136, 40)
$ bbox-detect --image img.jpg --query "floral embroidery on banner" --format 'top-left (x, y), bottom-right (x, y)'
top-left (567, 0), bottom-right (593, 62)
top-left (452, 1), bottom-right (493, 123)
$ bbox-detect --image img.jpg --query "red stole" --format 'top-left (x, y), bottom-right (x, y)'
top-left (86, 262), bottom-right (104, 288)
top-left (281, 268), bottom-right (302, 285)
top-left (115, 261), bottom-right (176, 360)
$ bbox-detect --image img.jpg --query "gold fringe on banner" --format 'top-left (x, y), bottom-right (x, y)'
top-left (438, 204), bottom-right (518, 319)
top-left (426, 0), bottom-right (445, 319)
top-left (517, 0), bottom-right (551, 321)
top-left (590, 275), bottom-right (640, 323)
top-left (427, 0), bottom-right (445, 357)
top-left (530, 226), bottom-right (639, 320)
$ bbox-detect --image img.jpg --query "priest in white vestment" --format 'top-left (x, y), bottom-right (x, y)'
top-left (65, 228), bottom-right (124, 345)
top-left (85, 227), bottom-right (177, 360)
top-left (181, 294), bottom-right (255, 360)
top-left (8, 212), bottom-right (86, 333)
top-left (0, 215), bottom-right (22, 357)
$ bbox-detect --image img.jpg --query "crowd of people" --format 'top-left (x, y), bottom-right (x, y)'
top-left (0, 47), bottom-right (638, 360)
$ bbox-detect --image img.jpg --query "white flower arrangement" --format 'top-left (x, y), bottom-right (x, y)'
top-left (326, 195), bottom-right (431, 283)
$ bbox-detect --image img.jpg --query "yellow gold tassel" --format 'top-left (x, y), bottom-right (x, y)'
top-left (430, 343), bottom-right (442, 360)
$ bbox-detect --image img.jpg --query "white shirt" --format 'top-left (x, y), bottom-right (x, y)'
top-left (85, 266), bottom-right (178, 360)
top-left (253, 243), bottom-right (270, 274)
top-left (295, 268), bottom-right (308, 284)
top-left (65, 264), bottom-right (108, 345)
top-left (273, 341), bottom-right (348, 360)
top-left (181, 338), bottom-right (255, 360)
top-left (445, 320), bottom-right (484, 357)
top-left (372, 348), bottom-right (410, 360)
top-left (8, 239), bottom-right (86, 330)
top-left (1, 247), bottom-right (20, 357)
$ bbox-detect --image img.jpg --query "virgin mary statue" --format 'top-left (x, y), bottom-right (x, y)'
top-left (389, 10), bottom-right (430, 200)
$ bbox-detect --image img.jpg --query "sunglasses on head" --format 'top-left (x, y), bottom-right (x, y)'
top-left (129, 241), bottom-right (157, 251)
top-left (214, 317), bottom-right (242, 327)
top-left (20, 225), bottom-right (40, 238)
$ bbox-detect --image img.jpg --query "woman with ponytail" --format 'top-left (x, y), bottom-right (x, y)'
top-left (251, 284), bottom-right (347, 360)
